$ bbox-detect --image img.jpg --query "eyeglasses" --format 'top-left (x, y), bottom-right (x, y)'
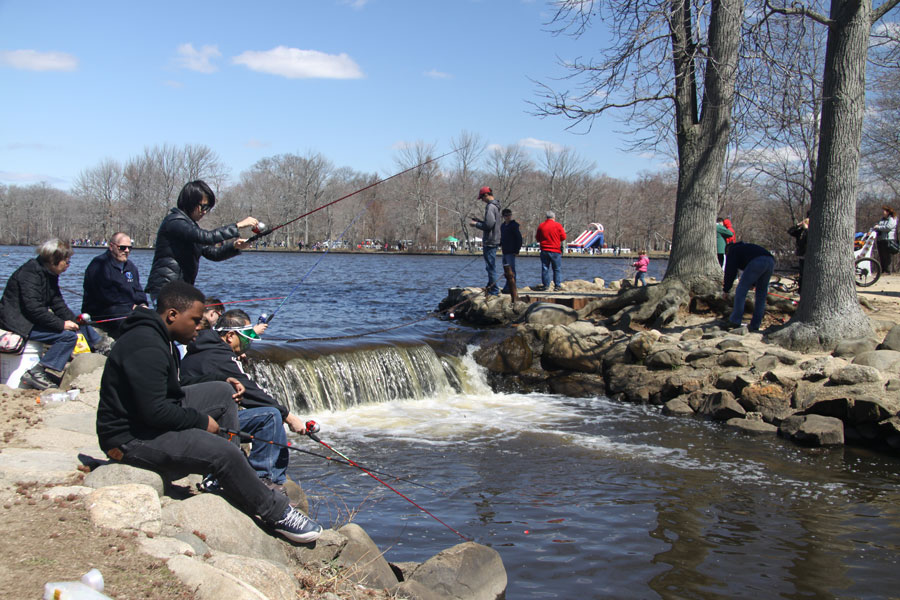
top-left (112, 243), bottom-right (133, 251)
top-left (198, 203), bottom-right (212, 214)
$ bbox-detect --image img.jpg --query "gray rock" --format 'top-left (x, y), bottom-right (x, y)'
top-left (779, 414), bottom-right (844, 446)
top-left (829, 364), bottom-right (883, 385)
top-left (520, 302), bottom-right (578, 326)
top-left (762, 347), bottom-right (804, 366)
top-left (542, 324), bottom-right (610, 373)
top-left (852, 350), bottom-right (900, 374)
top-left (285, 528), bottom-right (346, 567)
top-left (698, 391), bottom-right (746, 421)
top-left (718, 350), bottom-right (751, 367)
top-left (162, 493), bottom-right (288, 566)
top-left (752, 354), bottom-right (781, 372)
top-left (409, 542), bottom-right (507, 600)
top-left (139, 535), bottom-right (197, 559)
top-left (627, 331), bottom-right (660, 360)
top-left (86, 483), bottom-right (161, 534)
top-left (336, 523), bottom-right (399, 589)
top-left (717, 338), bottom-right (745, 351)
top-left (206, 552), bottom-right (298, 600)
top-left (739, 382), bottom-right (793, 424)
top-left (878, 324), bottom-right (900, 351)
top-left (645, 348), bottom-right (684, 370)
top-left (59, 353), bottom-right (107, 390)
top-left (800, 356), bottom-right (841, 381)
top-left (832, 337), bottom-right (878, 359)
top-left (680, 328), bottom-right (703, 341)
top-left (167, 555), bottom-right (270, 599)
top-left (84, 462), bottom-right (165, 497)
top-left (848, 395), bottom-right (900, 424)
top-left (725, 418), bottom-right (778, 435)
top-left (662, 398), bottom-right (694, 416)
top-left (393, 579), bottom-right (445, 600)
top-left (173, 530), bottom-right (211, 556)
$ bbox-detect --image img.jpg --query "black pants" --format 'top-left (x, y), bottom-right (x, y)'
top-left (876, 240), bottom-right (893, 274)
top-left (119, 381), bottom-right (289, 524)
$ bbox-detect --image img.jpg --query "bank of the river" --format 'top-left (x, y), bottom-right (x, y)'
top-left (0, 359), bottom-right (507, 600)
top-left (439, 275), bottom-right (900, 452)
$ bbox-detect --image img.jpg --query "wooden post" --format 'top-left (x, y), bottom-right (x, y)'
top-left (503, 264), bottom-right (518, 303)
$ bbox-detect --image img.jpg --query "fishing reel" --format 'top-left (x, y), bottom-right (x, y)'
top-left (305, 420), bottom-right (320, 435)
top-left (77, 313), bottom-right (90, 325)
top-left (251, 222), bottom-right (267, 235)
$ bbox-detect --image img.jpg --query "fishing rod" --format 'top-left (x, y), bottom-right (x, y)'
top-left (246, 148), bottom-right (461, 244)
top-left (301, 420), bottom-right (471, 541)
top-left (219, 427), bottom-right (443, 493)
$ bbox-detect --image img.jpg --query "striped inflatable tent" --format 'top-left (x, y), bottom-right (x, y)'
top-left (570, 223), bottom-right (605, 248)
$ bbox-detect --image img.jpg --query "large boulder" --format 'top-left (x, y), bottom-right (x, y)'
top-left (335, 523), bottom-right (399, 589)
top-left (519, 302), bottom-right (578, 326)
top-left (167, 555), bottom-right (271, 599)
top-left (206, 552), bottom-right (299, 600)
top-left (86, 483), bottom-right (161, 534)
top-left (739, 382), bottom-right (794, 424)
top-left (474, 333), bottom-right (534, 374)
top-left (779, 415), bottom-right (844, 446)
top-left (878, 324), bottom-right (900, 351)
top-left (84, 462), bottom-right (165, 497)
top-left (59, 352), bottom-right (107, 390)
top-left (407, 542), bottom-right (507, 600)
top-left (852, 350), bottom-right (900, 375)
top-left (161, 493), bottom-right (288, 565)
top-left (542, 323), bottom-right (612, 373)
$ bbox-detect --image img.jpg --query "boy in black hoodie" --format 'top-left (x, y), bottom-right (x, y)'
top-left (96, 280), bottom-right (322, 543)
top-left (180, 308), bottom-right (309, 491)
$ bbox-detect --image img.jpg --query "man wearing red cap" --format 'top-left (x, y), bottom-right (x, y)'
top-left (471, 187), bottom-right (502, 296)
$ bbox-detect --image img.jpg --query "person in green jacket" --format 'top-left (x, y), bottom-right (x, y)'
top-left (716, 217), bottom-right (732, 267)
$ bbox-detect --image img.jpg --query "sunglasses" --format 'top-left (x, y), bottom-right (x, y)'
top-left (198, 203), bottom-right (212, 214)
top-left (113, 243), bottom-right (133, 251)
top-left (218, 325), bottom-right (260, 350)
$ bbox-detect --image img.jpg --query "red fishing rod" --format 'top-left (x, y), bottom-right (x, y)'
top-left (246, 148), bottom-right (460, 243)
top-left (303, 420), bottom-right (471, 541)
top-left (218, 426), bottom-right (444, 493)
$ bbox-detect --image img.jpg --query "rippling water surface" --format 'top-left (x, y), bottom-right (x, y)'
top-left (3, 245), bottom-right (899, 599)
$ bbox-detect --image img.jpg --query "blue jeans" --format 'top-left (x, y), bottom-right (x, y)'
top-left (540, 251), bottom-right (562, 287)
top-left (634, 271), bottom-right (646, 286)
top-left (29, 325), bottom-right (101, 372)
top-left (729, 256), bottom-right (776, 330)
top-left (483, 245), bottom-right (499, 291)
top-left (501, 254), bottom-right (517, 291)
top-left (238, 406), bottom-right (288, 484)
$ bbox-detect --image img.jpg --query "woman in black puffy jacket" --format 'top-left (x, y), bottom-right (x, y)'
top-left (144, 181), bottom-right (258, 300)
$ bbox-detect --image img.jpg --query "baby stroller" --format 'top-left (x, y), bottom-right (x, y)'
top-left (853, 230), bottom-right (881, 287)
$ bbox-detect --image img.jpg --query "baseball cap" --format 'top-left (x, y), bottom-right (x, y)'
top-left (478, 186), bottom-right (493, 198)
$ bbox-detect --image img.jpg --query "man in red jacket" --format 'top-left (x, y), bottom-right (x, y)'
top-left (535, 211), bottom-right (567, 291)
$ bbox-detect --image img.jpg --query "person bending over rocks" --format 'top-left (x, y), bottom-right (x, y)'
top-left (180, 308), bottom-right (311, 494)
top-left (722, 242), bottom-right (776, 332)
top-left (95, 280), bottom-right (322, 543)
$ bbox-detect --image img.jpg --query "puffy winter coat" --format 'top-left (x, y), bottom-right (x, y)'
top-left (0, 258), bottom-right (76, 337)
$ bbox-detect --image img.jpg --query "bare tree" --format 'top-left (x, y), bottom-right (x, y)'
top-left (767, 0), bottom-right (900, 351)
top-left (394, 141), bottom-right (439, 248)
top-left (486, 144), bottom-right (534, 210)
top-left (540, 146), bottom-right (596, 231)
top-left (73, 159), bottom-right (123, 238)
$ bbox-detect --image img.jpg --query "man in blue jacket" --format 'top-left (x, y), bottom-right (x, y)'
top-left (82, 233), bottom-right (148, 338)
top-left (499, 208), bottom-right (523, 294)
top-left (723, 242), bottom-right (776, 332)
top-left (96, 280), bottom-right (322, 543)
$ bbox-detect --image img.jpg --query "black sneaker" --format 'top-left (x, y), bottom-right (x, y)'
top-left (197, 475), bottom-right (221, 493)
top-left (532, 285), bottom-right (547, 291)
top-left (273, 507), bottom-right (323, 543)
top-left (21, 366), bottom-right (53, 390)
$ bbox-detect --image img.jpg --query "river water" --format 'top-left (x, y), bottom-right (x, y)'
top-left (3, 245), bottom-right (900, 599)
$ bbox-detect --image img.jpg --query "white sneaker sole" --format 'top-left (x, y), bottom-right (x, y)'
top-left (275, 526), bottom-right (322, 544)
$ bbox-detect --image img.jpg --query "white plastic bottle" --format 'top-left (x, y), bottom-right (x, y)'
top-left (43, 568), bottom-right (111, 599)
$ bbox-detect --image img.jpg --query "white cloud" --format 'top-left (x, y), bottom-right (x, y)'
top-left (0, 50), bottom-right (77, 71)
top-left (232, 46), bottom-right (363, 79)
top-left (424, 68), bottom-right (451, 79)
top-left (519, 137), bottom-right (563, 152)
top-left (175, 43), bottom-right (221, 73)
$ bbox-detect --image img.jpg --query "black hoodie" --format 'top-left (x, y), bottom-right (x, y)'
top-left (96, 307), bottom-right (207, 452)
top-left (180, 329), bottom-right (288, 420)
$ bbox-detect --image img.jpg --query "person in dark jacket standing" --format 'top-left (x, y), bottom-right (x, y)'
top-left (499, 208), bottom-right (523, 294)
top-left (471, 186), bottom-right (502, 296)
top-left (82, 232), bottom-right (148, 338)
top-left (722, 242), bottom-right (776, 332)
top-left (535, 211), bottom-right (567, 291)
top-left (181, 309), bottom-right (311, 491)
top-left (95, 281), bottom-right (322, 543)
top-left (144, 180), bottom-right (258, 301)
top-left (787, 214), bottom-right (809, 292)
top-left (0, 238), bottom-right (103, 390)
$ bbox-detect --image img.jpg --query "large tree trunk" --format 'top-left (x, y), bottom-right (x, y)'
top-left (664, 0), bottom-right (743, 296)
top-left (770, 0), bottom-right (873, 352)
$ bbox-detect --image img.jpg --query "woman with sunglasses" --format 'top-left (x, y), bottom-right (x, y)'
top-left (144, 180), bottom-right (258, 302)
top-left (0, 238), bottom-right (104, 389)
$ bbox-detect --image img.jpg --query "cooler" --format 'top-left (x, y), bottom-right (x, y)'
top-left (1, 341), bottom-right (45, 388)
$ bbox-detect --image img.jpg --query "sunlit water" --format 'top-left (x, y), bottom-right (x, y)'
top-left (2, 245), bottom-right (899, 599)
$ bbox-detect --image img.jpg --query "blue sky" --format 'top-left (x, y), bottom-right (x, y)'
top-left (0, 0), bottom-right (664, 189)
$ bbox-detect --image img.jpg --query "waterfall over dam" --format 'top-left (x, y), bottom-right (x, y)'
top-left (246, 341), bottom-right (470, 413)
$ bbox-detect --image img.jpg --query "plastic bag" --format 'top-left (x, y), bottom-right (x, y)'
top-left (72, 333), bottom-right (91, 355)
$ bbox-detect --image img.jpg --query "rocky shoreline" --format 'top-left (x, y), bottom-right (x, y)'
top-left (0, 355), bottom-right (507, 600)
top-left (441, 280), bottom-right (900, 451)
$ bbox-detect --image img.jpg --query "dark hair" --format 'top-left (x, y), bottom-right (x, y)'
top-left (176, 180), bottom-right (216, 214)
top-left (882, 205), bottom-right (896, 218)
top-left (218, 309), bottom-right (251, 329)
top-left (501, 208), bottom-right (512, 216)
top-left (156, 281), bottom-right (205, 314)
top-left (204, 297), bottom-right (224, 313)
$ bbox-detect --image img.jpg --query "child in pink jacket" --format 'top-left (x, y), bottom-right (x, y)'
top-left (633, 251), bottom-right (649, 286)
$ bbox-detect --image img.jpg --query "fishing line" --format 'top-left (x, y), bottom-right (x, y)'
top-left (247, 148), bottom-right (461, 243)
top-left (219, 427), bottom-right (444, 493)
top-left (302, 421), bottom-right (471, 541)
